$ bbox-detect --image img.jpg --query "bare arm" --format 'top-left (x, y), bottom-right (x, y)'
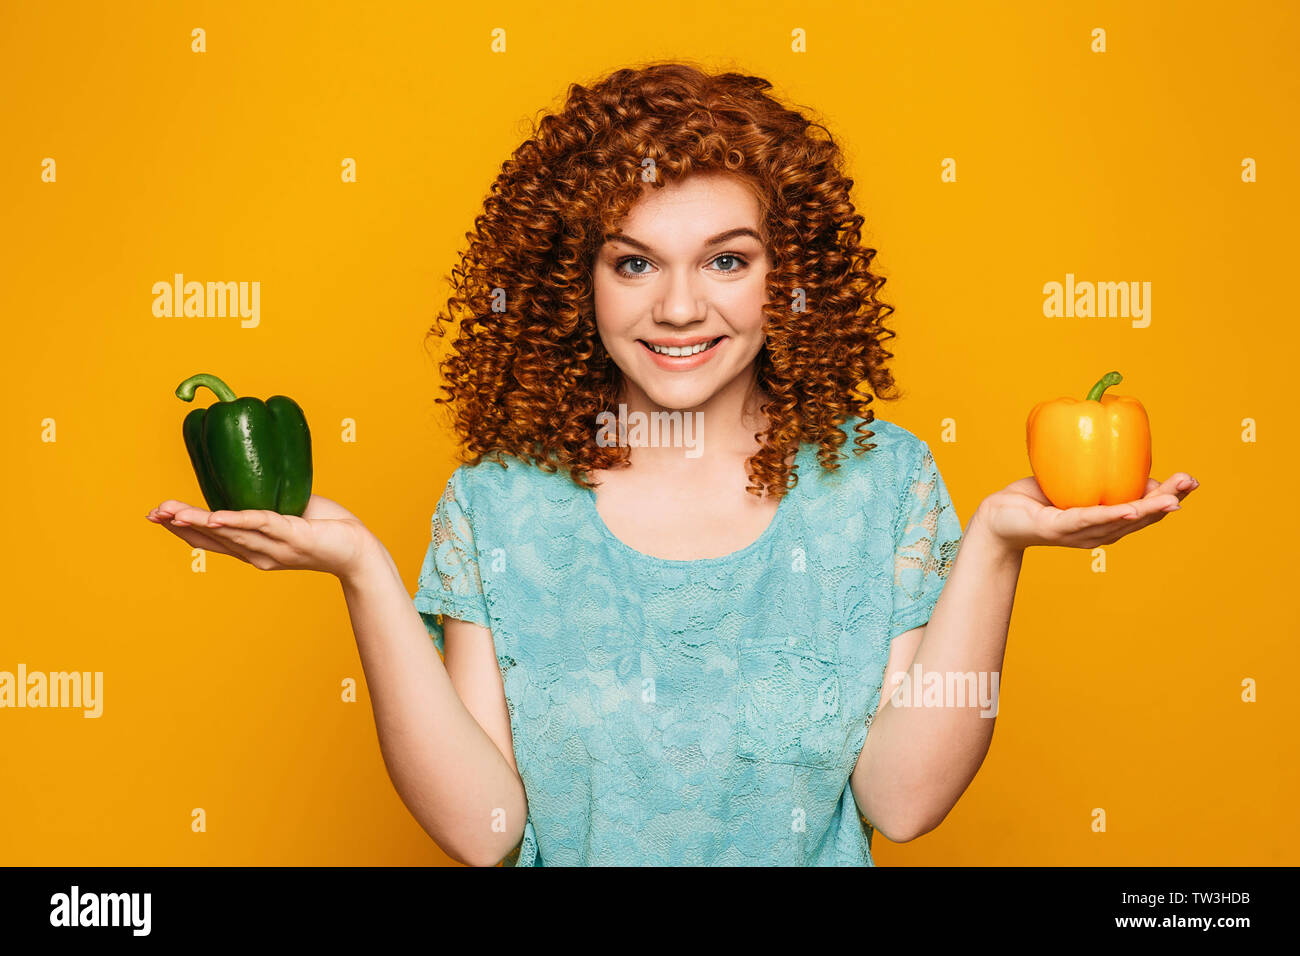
top-left (849, 506), bottom-right (1023, 842)
top-left (340, 537), bottom-right (527, 866)
top-left (149, 494), bottom-right (527, 866)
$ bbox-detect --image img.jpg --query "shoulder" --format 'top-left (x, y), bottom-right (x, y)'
top-left (442, 452), bottom-right (569, 522)
top-left (822, 415), bottom-right (932, 479)
top-left (792, 416), bottom-right (931, 514)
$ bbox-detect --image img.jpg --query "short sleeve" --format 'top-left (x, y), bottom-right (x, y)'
top-left (413, 472), bottom-right (491, 656)
top-left (889, 441), bottom-right (963, 640)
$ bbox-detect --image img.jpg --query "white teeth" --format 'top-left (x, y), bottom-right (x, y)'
top-left (648, 338), bottom-right (717, 356)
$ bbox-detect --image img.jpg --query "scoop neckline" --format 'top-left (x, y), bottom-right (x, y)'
top-left (579, 444), bottom-right (806, 568)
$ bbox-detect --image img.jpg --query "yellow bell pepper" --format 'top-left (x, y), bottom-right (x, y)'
top-left (1026, 371), bottom-right (1152, 509)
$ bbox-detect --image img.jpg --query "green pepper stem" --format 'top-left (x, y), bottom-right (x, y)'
top-left (175, 373), bottom-right (237, 403)
top-left (1085, 371), bottom-right (1123, 402)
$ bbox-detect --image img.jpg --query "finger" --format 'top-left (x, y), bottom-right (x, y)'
top-left (1055, 502), bottom-right (1145, 533)
top-left (152, 499), bottom-right (202, 518)
top-left (1129, 507), bottom-right (1174, 533)
top-left (178, 522), bottom-right (293, 567)
top-left (195, 521), bottom-right (301, 568)
top-left (207, 509), bottom-right (297, 542)
top-left (1143, 473), bottom-right (1197, 504)
top-left (1169, 473), bottom-right (1199, 499)
top-left (157, 519), bottom-right (257, 561)
top-left (1141, 475), bottom-right (1183, 501)
top-left (168, 504), bottom-right (213, 527)
top-left (1127, 493), bottom-right (1182, 518)
top-left (147, 502), bottom-right (271, 563)
top-left (1103, 480), bottom-right (1187, 522)
top-left (1094, 483), bottom-right (1191, 539)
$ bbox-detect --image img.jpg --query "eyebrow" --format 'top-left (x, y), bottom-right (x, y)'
top-left (604, 227), bottom-right (763, 254)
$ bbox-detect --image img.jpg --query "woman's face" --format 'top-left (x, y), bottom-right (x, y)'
top-left (593, 172), bottom-right (771, 413)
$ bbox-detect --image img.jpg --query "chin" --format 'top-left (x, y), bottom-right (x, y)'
top-left (632, 382), bottom-right (719, 412)
top-left (650, 394), bottom-right (715, 412)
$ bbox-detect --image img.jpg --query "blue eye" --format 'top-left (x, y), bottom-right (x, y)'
top-left (613, 253), bottom-right (750, 276)
top-left (616, 256), bottom-right (652, 276)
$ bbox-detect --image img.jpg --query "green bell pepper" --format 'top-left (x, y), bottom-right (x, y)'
top-left (175, 373), bottom-right (313, 516)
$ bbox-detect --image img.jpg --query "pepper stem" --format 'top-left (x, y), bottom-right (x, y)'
top-left (175, 373), bottom-right (237, 403)
top-left (1085, 371), bottom-right (1123, 402)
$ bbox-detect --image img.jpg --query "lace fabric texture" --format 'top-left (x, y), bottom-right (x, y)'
top-left (413, 416), bottom-right (963, 866)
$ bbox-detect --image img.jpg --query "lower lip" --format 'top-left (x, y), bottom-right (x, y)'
top-left (638, 337), bottom-right (727, 371)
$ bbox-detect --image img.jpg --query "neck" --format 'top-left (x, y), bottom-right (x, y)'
top-left (613, 367), bottom-right (768, 466)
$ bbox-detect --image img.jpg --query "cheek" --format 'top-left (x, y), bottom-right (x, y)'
top-left (593, 280), bottom-right (638, 334)
top-left (726, 280), bottom-right (770, 334)
top-left (591, 294), bottom-right (622, 345)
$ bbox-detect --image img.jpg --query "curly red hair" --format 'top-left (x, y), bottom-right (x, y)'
top-left (427, 59), bottom-right (908, 498)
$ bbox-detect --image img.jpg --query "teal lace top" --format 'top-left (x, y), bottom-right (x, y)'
top-left (413, 416), bottom-right (964, 866)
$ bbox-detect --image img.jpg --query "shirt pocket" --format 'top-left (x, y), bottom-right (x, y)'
top-left (734, 644), bottom-right (847, 771)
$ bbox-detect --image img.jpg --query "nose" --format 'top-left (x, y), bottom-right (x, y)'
top-left (651, 268), bottom-right (707, 326)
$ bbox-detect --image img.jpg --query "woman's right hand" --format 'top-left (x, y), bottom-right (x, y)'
top-left (146, 494), bottom-right (377, 579)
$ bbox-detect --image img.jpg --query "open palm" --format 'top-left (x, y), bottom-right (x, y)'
top-left (977, 472), bottom-right (1199, 552)
top-left (146, 494), bottom-right (374, 577)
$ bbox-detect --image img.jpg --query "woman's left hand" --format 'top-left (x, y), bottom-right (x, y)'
top-left (972, 472), bottom-right (1199, 552)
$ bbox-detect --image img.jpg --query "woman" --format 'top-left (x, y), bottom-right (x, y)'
top-left (148, 61), bottom-right (1197, 866)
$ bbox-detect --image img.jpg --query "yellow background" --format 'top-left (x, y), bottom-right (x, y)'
top-left (2, 0), bottom-right (1295, 865)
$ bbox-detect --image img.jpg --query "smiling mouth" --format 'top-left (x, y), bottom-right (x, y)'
top-left (637, 336), bottom-right (725, 357)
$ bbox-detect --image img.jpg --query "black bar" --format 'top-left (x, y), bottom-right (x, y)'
top-left (0, 865), bottom-right (1284, 941)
